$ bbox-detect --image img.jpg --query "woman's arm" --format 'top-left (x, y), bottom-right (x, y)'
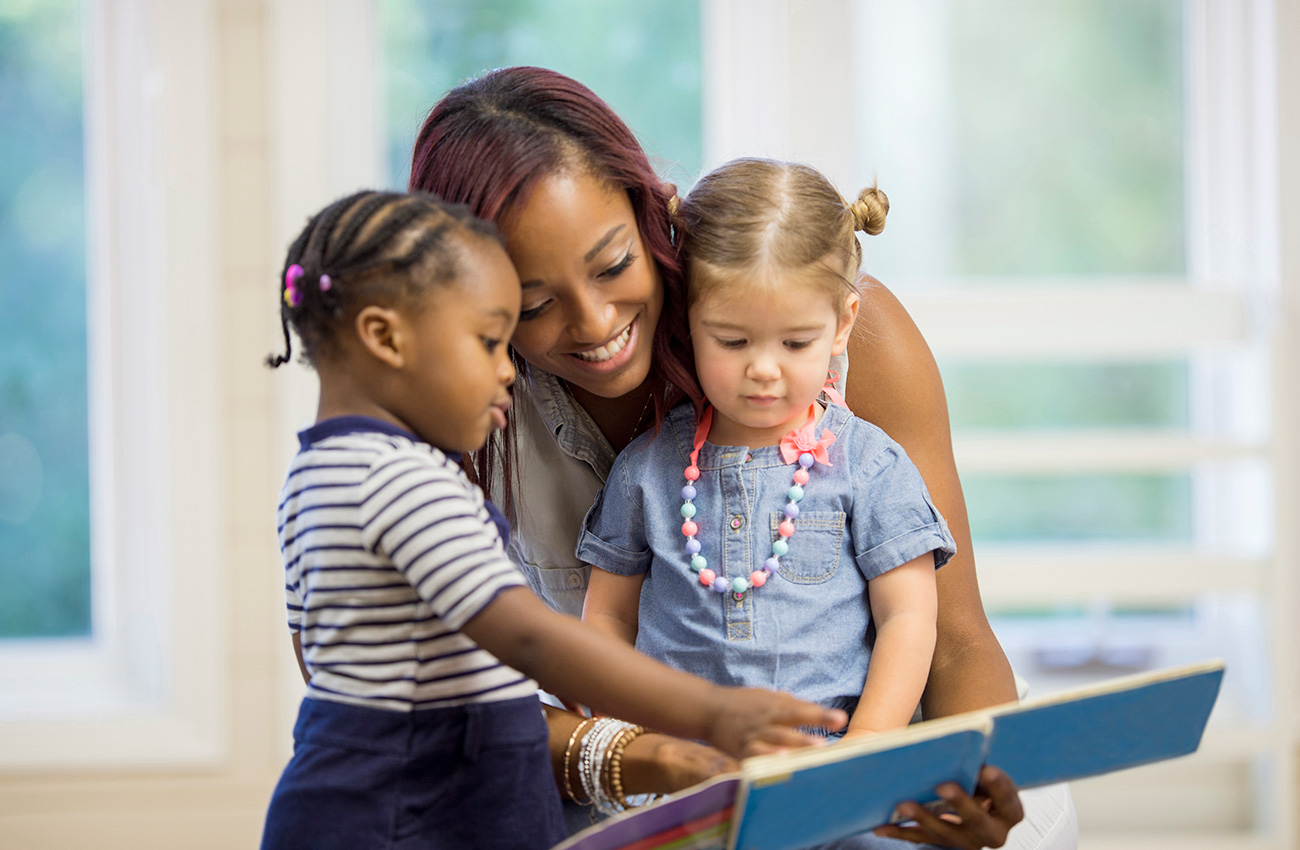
top-left (844, 278), bottom-right (1019, 715)
top-left (845, 555), bottom-right (937, 737)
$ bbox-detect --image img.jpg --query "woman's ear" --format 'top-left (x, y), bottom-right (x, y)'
top-left (355, 305), bottom-right (407, 369)
top-left (831, 291), bottom-right (861, 356)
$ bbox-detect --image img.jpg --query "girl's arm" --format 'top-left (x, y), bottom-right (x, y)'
top-left (844, 279), bottom-right (1019, 715)
top-left (461, 585), bottom-right (846, 759)
top-left (582, 566), bottom-right (644, 645)
top-left (845, 555), bottom-right (937, 737)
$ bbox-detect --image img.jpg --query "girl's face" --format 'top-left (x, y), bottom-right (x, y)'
top-left (688, 272), bottom-right (859, 448)
top-left (399, 238), bottom-right (520, 453)
top-left (499, 171), bottom-right (663, 401)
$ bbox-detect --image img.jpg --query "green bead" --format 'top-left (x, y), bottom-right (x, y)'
top-left (681, 502), bottom-right (697, 518)
top-left (690, 554), bottom-right (707, 572)
top-left (788, 484), bottom-right (804, 502)
top-left (772, 539), bottom-right (789, 557)
top-left (732, 576), bottom-right (747, 593)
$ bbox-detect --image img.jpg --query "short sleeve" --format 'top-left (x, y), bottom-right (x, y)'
top-left (357, 448), bottom-right (525, 630)
top-left (851, 440), bottom-right (956, 580)
top-left (285, 583), bottom-right (304, 630)
top-left (574, 454), bottom-right (653, 576)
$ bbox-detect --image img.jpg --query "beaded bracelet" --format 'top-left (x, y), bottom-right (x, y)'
top-left (603, 723), bottom-right (646, 809)
top-left (580, 717), bottom-right (632, 816)
top-left (562, 717), bottom-right (597, 804)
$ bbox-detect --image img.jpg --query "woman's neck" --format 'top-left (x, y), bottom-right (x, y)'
top-left (566, 380), bottom-right (655, 453)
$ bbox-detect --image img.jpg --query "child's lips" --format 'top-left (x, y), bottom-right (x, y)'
top-left (489, 399), bottom-right (511, 430)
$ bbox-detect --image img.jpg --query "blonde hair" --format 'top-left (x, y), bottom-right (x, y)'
top-left (672, 158), bottom-right (887, 314)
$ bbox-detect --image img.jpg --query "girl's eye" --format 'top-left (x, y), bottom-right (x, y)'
top-left (785, 340), bottom-right (814, 350)
top-left (716, 338), bottom-right (746, 349)
top-left (519, 300), bottom-right (551, 322)
top-left (598, 251), bottom-right (637, 280)
top-left (482, 337), bottom-right (502, 353)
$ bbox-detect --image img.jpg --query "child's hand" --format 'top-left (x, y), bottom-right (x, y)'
top-left (704, 686), bottom-right (847, 759)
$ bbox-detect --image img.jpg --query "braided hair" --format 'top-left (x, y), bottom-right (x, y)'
top-left (267, 190), bottom-right (501, 368)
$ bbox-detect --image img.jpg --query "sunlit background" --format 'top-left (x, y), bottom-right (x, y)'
top-left (1, 1), bottom-right (1296, 848)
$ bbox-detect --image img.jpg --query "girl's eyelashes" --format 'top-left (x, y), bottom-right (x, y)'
top-left (482, 337), bottom-right (503, 352)
top-left (715, 337), bottom-right (746, 349)
top-left (785, 340), bottom-right (814, 350)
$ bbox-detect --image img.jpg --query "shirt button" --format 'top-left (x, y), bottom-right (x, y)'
top-left (567, 573), bottom-right (582, 588)
top-left (744, 452), bottom-right (753, 463)
top-left (730, 516), bottom-right (744, 531)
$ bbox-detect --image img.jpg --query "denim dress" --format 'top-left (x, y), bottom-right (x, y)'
top-left (576, 402), bottom-right (956, 719)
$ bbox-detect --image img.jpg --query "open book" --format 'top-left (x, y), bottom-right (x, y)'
top-left (553, 659), bottom-right (1225, 850)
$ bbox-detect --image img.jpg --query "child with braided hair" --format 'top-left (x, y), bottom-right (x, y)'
top-left (259, 189), bottom-right (846, 850)
top-left (581, 159), bottom-right (952, 770)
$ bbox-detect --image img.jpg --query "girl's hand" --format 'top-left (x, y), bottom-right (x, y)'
top-left (706, 686), bottom-right (847, 758)
top-left (871, 766), bottom-right (1025, 849)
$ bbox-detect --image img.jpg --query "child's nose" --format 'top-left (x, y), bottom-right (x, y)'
top-left (498, 351), bottom-right (516, 385)
top-left (746, 353), bottom-right (780, 381)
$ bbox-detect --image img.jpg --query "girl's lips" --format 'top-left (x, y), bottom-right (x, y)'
top-left (489, 400), bottom-right (511, 431)
top-left (744, 395), bottom-right (779, 406)
top-left (565, 316), bottom-right (639, 375)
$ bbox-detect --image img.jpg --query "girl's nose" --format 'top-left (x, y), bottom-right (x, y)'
top-left (567, 294), bottom-right (618, 348)
top-left (497, 351), bottom-right (516, 385)
top-left (746, 352), bottom-right (780, 381)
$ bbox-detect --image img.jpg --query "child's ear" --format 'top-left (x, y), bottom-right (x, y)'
top-left (831, 291), bottom-right (861, 356)
top-left (355, 305), bottom-right (407, 369)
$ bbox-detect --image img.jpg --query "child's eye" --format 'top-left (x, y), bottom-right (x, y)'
top-left (716, 337), bottom-right (746, 349)
top-left (597, 251), bottom-right (636, 280)
top-left (785, 340), bottom-right (814, 350)
top-left (519, 300), bottom-right (550, 322)
top-left (482, 337), bottom-right (502, 352)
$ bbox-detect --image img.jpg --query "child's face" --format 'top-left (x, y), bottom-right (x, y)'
top-left (688, 273), bottom-right (857, 446)
top-left (402, 238), bottom-right (521, 453)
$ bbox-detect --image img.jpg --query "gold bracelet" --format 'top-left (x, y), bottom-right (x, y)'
top-left (603, 724), bottom-right (646, 808)
top-left (563, 717), bottom-right (597, 804)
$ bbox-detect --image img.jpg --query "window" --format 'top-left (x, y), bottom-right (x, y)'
top-left (0, 1), bottom-right (91, 639)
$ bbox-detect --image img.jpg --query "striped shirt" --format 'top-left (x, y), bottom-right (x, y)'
top-left (277, 416), bottom-right (536, 711)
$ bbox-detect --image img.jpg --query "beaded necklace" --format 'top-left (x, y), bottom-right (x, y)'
top-left (680, 401), bottom-right (838, 605)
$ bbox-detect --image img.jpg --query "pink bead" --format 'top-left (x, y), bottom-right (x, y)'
top-left (750, 571), bottom-right (767, 588)
top-left (793, 469), bottom-right (810, 485)
top-left (698, 568), bottom-right (716, 586)
top-left (684, 465), bottom-right (700, 481)
top-left (682, 520), bottom-right (698, 537)
top-left (778, 520), bottom-right (795, 538)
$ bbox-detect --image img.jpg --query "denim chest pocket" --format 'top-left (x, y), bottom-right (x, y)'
top-left (769, 510), bottom-right (846, 583)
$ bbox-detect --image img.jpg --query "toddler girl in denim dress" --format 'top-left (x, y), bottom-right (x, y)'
top-left (581, 159), bottom-right (956, 745)
top-left (259, 190), bottom-right (847, 850)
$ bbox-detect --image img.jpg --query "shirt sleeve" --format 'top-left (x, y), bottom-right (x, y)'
top-left (574, 452), bottom-right (653, 575)
top-left (357, 447), bottom-right (525, 630)
top-left (850, 437), bottom-right (957, 580)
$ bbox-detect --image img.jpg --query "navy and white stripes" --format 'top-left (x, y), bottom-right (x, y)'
top-left (278, 417), bottom-right (535, 712)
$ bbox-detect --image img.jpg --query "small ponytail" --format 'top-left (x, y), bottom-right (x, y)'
top-left (850, 185), bottom-right (889, 236)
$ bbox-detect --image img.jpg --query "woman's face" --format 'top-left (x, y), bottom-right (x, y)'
top-left (500, 170), bottom-right (663, 400)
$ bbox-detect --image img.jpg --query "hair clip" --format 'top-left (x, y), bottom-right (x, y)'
top-left (284, 264), bottom-right (304, 307)
top-left (319, 274), bottom-right (332, 292)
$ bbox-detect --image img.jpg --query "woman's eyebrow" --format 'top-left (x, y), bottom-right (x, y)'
top-left (584, 225), bottom-right (626, 262)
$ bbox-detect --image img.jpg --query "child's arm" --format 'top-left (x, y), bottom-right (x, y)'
top-left (582, 566), bottom-right (644, 645)
top-left (845, 554), bottom-right (938, 737)
top-left (462, 586), bottom-right (847, 759)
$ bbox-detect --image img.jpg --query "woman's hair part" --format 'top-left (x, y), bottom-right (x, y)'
top-left (266, 189), bottom-right (500, 369)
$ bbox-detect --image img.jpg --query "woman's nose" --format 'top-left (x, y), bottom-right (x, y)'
top-left (566, 293), bottom-right (618, 347)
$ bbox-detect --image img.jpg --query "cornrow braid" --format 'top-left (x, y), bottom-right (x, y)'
top-left (266, 190), bottom-right (501, 369)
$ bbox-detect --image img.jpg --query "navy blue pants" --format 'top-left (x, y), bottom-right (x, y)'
top-left (261, 695), bottom-right (566, 850)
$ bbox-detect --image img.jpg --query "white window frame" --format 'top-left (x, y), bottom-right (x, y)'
top-left (705, 1), bottom-right (1294, 847)
top-left (0, 0), bottom-right (225, 770)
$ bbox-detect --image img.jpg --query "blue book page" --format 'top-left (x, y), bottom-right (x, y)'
top-left (986, 662), bottom-right (1224, 789)
top-left (731, 727), bottom-right (990, 850)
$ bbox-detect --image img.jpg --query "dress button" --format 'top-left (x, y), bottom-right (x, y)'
top-left (730, 515), bottom-right (744, 531)
top-left (744, 452), bottom-right (753, 463)
top-left (567, 573), bottom-right (582, 588)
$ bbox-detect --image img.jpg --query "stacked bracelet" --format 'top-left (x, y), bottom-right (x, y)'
top-left (562, 717), bottom-right (597, 804)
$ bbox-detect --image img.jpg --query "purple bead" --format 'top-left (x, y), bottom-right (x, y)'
top-left (712, 576), bottom-right (730, 593)
top-left (764, 557), bottom-right (780, 573)
top-left (783, 502), bottom-right (800, 518)
top-left (685, 538), bottom-right (701, 555)
top-left (681, 484), bottom-right (697, 500)
top-left (799, 452), bottom-right (814, 468)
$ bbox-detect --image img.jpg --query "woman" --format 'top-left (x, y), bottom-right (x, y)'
top-left (409, 66), bottom-right (1076, 849)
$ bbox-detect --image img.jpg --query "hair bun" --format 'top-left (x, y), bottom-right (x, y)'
top-left (850, 186), bottom-right (889, 236)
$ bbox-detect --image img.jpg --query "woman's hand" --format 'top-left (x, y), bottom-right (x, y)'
top-left (621, 733), bottom-right (738, 794)
top-left (872, 766), bottom-right (1025, 849)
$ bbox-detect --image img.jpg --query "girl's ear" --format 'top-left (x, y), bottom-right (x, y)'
top-left (355, 305), bottom-right (407, 369)
top-left (831, 291), bottom-right (861, 356)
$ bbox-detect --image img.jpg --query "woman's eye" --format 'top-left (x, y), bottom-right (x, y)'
top-left (598, 251), bottom-right (636, 279)
top-left (519, 300), bottom-right (550, 322)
